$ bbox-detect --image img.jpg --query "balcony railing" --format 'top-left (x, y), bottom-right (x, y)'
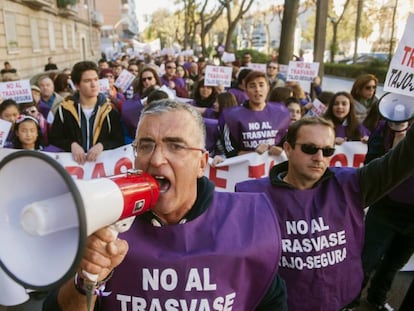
top-left (91, 10), bottom-right (104, 27)
top-left (22, 0), bottom-right (54, 9)
top-left (57, 0), bottom-right (77, 17)
top-left (56, 0), bottom-right (77, 8)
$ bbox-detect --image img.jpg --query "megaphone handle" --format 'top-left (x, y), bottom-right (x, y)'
top-left (81, 217), bottom-right (136, 310)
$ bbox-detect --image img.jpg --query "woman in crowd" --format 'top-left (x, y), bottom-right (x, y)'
top-left (176, 63), bottom-right (194, 94)
top-left (54, 72), bottom-right (73, 99)
top-left (267, 86), bottom-right (294, 104)
top-left (135, 66), bottom-right (162, 99)
top-left (191, 78), bottom-right (218, 115)
top-left (350, 73), bottom-right (379, 123)
top-left (323, 91), bottom-right (370, 145)
top-left (0, 99), bottom-right (19, 148)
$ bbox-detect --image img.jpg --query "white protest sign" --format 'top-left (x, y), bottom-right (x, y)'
top-left (0, 79), bottom-right (33, 103)
top-left (383, 13), bottom-right (414, 97)
top-left (286, 61), bottom-right (320, 83)
top-left (114, 69), bottom-right (135, 91)
top-left (98, 78), bottom-right (110, 95)
top-left (221, 52), bottom-right (236, 63)
top-left (247, 63), bottom-right (267, 73)
top-left (305, 98), bottom-right (327, 117)
top-left (0, 119), bottom-right (12, 147)
top-left (204, 65), bottom-right (233, 87)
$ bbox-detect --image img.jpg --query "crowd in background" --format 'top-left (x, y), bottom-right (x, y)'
top-left (0, 50), bottom-right (413, 311)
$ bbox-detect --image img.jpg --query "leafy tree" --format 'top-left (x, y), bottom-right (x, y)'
top-left (143, 9), bottom-right (178, 48)
top-left (219, 0), bottom-right (255, 51)
top-left (328, 0), bottom-right (351, 62)
top-left (198, 0), bottom-right (225, 55)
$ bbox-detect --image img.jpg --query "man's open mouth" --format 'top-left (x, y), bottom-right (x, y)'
top-left (154, 175), bottom-right (171, 193)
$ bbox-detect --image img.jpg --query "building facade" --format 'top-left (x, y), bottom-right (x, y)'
top-left (96, 0), bottom-right (139, 59)
top-left (0, 0), bottom-right (103, 80)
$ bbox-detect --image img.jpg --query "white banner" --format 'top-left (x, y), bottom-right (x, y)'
top-left (1, 142), bottom-right (413, 271)
top-left (384, 12), bottom-right (414, 97)
top-left (0, 142), bottom-right (367, 187)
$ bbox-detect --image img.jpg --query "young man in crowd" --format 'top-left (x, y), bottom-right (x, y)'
top-left (219, 70), bottom-right (290, 158)
top-left (49, 61), bottom-right (124, 165)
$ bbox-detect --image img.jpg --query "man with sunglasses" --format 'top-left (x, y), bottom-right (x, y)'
top-left (160, 61), bottom-right (188, 98)
top-left (266, 61), bottom-right (285, 90)
top-left (236, 116), bottom-right (414, 311)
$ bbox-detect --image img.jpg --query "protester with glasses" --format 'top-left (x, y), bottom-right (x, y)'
top-left (43, 99), bottom-right (288, 311)
top-left (121, 67), bottom-right (163, 143)
top-left (266, 61), bottom-right (285, 90)
top-left (351, 73), bottom-right (379, 123)
top-left (236, 115), bottom-right (414, 311)
top-left (135, 66), bottom-right (162, 99)
top-left (160, 60), bottom-right (188, 98)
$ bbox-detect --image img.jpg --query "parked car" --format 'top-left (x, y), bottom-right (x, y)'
top-left (338, 52), bottom-right (390, 65)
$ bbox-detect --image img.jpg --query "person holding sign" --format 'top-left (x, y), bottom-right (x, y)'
top-left (219, 70), bottom-right (290, 158)
top-left (43, 99), bottom-right (288, 311)
top-left (49, 61), bottom-right (124, 165)
top-left (236, 115), bottom-right (414, 311)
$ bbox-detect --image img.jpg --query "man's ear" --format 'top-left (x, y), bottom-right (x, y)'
top-left (197, 151), bottom-right (209, 178)
top-left (283, 141), bottom-right (292, 159)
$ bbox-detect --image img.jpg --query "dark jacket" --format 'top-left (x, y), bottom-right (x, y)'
top-left (49, 92), bottom-right (124, 152)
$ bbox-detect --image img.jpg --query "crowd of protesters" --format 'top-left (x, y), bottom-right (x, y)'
top-left (0, 49), bottom-right (413, 311)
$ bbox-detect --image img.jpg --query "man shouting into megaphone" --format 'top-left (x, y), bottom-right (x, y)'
top-left (43, 99), bottom-right (288, 310)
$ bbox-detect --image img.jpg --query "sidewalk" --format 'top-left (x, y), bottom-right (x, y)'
top-left (356, 271), bottom-right (413, 311)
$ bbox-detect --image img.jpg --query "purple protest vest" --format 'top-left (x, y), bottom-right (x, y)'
top-left (101, 192), bottom-right (281, 310)
top-left (220, 103), bottom-right (290, 152)
top-left (236, 168), bottom-right (365, 311)
top-left (121, 94), bottom-right (143, 139)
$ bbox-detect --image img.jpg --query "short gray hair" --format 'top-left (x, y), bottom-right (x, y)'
top-left (137, 99), bottom-right (206, 148)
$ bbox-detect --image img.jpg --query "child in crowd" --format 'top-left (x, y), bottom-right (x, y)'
top-left (12, 114), bottom-right (43, 150)
top-left (324, 91), bottom-right (370, 145)
top-left (19, 102), bottom-right (49, 145)
top-left (285, 97), bottom-right (303, 125)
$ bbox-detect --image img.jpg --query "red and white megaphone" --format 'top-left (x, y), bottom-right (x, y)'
top-left (0, 150), bottom-right (159, 296)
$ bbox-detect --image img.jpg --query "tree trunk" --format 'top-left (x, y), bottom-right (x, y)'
top-left (278, 0), bottom-right (300, 65)
top-left (353, 0), bottom-right (363, 63)
top-left (313, 0), bottom-right (328, 79)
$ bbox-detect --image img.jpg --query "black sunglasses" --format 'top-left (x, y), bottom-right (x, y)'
top-left (294, 143), bottom-right (335, 157)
